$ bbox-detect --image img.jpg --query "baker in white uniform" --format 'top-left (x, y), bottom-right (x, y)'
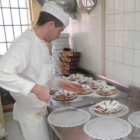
top-left (0, 1), bottom-right (84, 140)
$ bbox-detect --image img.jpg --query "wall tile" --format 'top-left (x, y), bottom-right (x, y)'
top-left (124, 13), bottom-right (134, 30)
top-left (124, 0), bottom-right (135, 13)
top-left (132, 83), bottom-right (140, 88)
top-left (106, 46), bottom-right (114, 61)
top-left (106, 0), bottom-right (115, 14)
top-left (134, 31), bottom-right (140, 49)
top-left (106, 15), bottom-right (115, 30)
top-left (134, 50), bottom-right (140, 67)
top-left (106, 74), bottom-right (114, 80)
top-left (114, 47), bottom-right (123, 63)
top-left (123, 48), bottom-right (133, 65)
top-left (135, 12), bottom-right (140, 31)
top-left (133, 67), bottom-right (140, 85)
top-left (123, 64), bottom-right (133, 81)
top-left (114, 62), bottom-right (123, 79)
top-left (106, 31), bottom-right (114, 46)
top-left (124, 31), bottom-right (134, 49)
top-left (105, 0), bottom-right (140, 88)
top-left (106, 60), bottom-right (114, 75)
top-left (135, 0), bottom-right (140, 11)
top-left (115, 31), bottom-right (123, 47)
top-left (123, 79), bottom-right (132, 87)
top-left (115, 14), bottom-right (123, 30)
top-left (114, 76), bottom-right (123, 84)
top-left (115, 0), bottom-right (124, 14)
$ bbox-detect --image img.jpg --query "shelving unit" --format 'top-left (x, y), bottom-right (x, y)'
top-left (0, 91), bottom-right (6, 139)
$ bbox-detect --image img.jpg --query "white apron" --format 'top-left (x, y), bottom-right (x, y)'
top-left (11, 29), bottom-right (55, 140)
top-left (12, 62), bottom-right (55, 140)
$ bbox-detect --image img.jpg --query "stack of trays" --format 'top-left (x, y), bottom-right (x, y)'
top-left (51, 33), bottom-right (70, 72)
top-left (59, 48), bottom-right (81, 76)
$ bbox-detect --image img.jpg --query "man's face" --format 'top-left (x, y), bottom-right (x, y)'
top-left (44, 23), bottom-right (65, 42)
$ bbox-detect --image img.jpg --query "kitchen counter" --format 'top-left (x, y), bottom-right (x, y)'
top-left (47, 69), bottom-right (140, 140)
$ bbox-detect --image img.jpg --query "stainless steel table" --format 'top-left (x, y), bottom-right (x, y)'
top-left (48, 98), bottom-right (140, 140)
top-left (47, 70), bottom-right (140, 140)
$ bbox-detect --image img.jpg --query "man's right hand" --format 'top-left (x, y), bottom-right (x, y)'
top-left (31, 84), bottom-right (51, 102)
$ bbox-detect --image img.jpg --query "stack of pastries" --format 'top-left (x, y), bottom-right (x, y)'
top-left (59, 48), bottom-right (81, 76)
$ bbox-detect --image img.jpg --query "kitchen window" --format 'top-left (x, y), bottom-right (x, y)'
top-left (0, 0), bottom-right (32, 55)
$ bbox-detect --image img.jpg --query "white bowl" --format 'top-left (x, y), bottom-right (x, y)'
top-left (52, 49), bottom-right (61, 53)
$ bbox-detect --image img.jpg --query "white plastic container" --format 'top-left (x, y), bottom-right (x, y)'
top-left (52, 45), bottom-right (69, 49)
top-left (51, 33), bottom-right (70, 73)
top-left (52, 49), bottom-right (61, 53)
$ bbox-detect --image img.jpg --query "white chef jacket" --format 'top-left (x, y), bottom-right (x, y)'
top-left (0, 29), bottom-right (59, 140)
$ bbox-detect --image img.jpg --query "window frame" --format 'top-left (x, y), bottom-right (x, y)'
top-left (0, 0), bottom-right (33, 54)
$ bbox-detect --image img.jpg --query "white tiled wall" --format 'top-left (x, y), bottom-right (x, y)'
top-left (105, 0), bottom-right (140, 87)
top-left (63, 0), bottom-right (104, 74)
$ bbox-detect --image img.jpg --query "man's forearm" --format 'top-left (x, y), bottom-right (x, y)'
top-left (0, 71), bottom-right (35, 96)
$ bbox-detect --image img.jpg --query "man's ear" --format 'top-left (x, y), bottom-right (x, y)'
top-left (47, 21), bottom-right (55, 29)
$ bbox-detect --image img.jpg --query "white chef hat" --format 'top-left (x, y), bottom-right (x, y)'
top-left (41, 1), bottom-right (69, 27)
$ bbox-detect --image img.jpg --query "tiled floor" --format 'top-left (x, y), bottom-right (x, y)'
top-left (4, 112), bottom-right (24, 140)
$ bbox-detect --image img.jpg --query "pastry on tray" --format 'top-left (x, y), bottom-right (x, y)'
top-left (59, 69), bottom-right (76, 76)
top-left (59, 65), bottom-right (77, 71)
top-left (76, 85), bottom-right (93, 95)
top-left (61, 50), bottom-right (81, 57)
top-left (60, 56), bottom-right (80, 63)
top-left (88, 80), bottom-right (101, 89)
top-left (62, 73), bottom-right (84, 81)
top-left (60, 65), bottom-right (77, 70)
top-left (67, 74), bottom-right (82, 81)
top-left (97, 85), bottom-right (117, 96)
top-left (94, 100), bottom-right (122, 114)
top-left (61, 50), bottom-right (73, 57)
top-left (53, 90), bottom-right (77, 101)
top-left (60, 61), bottom-right (77, 67)
top-left (91, 80), bottom-right (108, 89)
top-left (50, 88), bottom-right (59, 95)
top-left (90, 83), bottom-right (100, 89)
top-left (78, 77), bottom-right (93, 85)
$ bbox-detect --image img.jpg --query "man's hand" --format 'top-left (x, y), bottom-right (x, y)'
top-left (31, 84), bottom-right (50, 102)
top-left (59, 81), bottom-right (84, 92)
